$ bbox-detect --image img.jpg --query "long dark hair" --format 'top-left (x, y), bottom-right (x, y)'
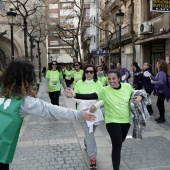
top-left (0, 60), bottom-right (36, 99)
top-left (49, 60), bottom-right (60, 71)
top-left (107, 69), bottom-right (121, 82)
top-left (82, 64), bottom-right (97, 82)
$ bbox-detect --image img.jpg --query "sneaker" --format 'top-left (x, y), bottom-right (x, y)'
top-left (90, 157), bottom-right (97, 169)
top-left (157, 118), bottom-right (166, 123)
top-left (154, 117), bottom-right (161, 121)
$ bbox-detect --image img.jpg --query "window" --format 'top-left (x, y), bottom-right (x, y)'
top-left (49, 13), bottom-right (58, 18)
top-left (52, 49), bottom-right (60, 54)
top-left (62, 3), bottom-right (72, 9)
top-left (86, 9), bottom-right (90, 16)
top-left (60, 9), bottom-right (76, 16)
top-left (50, 32), bottom-right (58, 36)
top-left (49, 4), bottom-right (58, 9)
top-left (61, 38), bottom-right (73, 44)
top-left (49, 22), bottom-right (56, 26)
top-left (50, 41), bottom-right (59, 45)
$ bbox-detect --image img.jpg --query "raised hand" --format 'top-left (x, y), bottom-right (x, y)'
top-left (64, 88), bottom-right (75, 97)
top-left (82, 109), bottom-right (96, 121)
top-left (131, 96), bottom-right (142, 105)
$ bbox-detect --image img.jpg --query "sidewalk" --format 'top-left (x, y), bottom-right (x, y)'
top-left (10, 78), bottom-right (170, 170)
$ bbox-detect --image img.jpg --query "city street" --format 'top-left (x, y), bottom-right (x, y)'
top-left (10, 78), bottom-right (170, 170)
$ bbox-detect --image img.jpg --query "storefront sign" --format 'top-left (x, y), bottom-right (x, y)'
top-left (150, 0), bottom-right (170, 12)
top-left (91, 50), bottom-right (109, 55)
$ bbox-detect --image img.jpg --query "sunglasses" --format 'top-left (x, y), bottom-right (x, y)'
top-left (75, 64), bottom-right (79, 66)
top-left (85, 70), bottom-right (94, 74)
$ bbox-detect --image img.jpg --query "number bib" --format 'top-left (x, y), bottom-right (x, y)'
top-left (51, 81), bottom-right (58, 86)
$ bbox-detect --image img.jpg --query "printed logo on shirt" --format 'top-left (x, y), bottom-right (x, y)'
top-left (0, 98), bottom-right (11, 109)
top-left (113, 99), bottom-right (129, 109)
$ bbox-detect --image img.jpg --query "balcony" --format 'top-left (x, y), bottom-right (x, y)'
top-left (100, 8), bottom-right (109, 20)
top-left (106, 0), bottom-right (120, 12)
top-left (110, 25), bottom-right (132, 48)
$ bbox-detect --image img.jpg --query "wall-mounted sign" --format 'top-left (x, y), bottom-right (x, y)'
top-left (150, 0), bottom-right (170, 12)
top-left (91, 50), bottom-right (109, 55)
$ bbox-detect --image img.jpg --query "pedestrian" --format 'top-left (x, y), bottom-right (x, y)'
top-left (116, 63), bottom-right (131, 83)
top-left (74, 64), bottom-right (104, 169)
top-left (42, 66), bottom-right (46, 77)
top-left (0, 59), bottom-right (96, 170)
top-left (131, 62), bottom-right (143, 90)
top-left (65, 65), bottom-right (72, 88)
top-left (96, 65), bottom-right (108, 86)
top-left (64, 69), bottom-right (143, 170)
top-left (149, 59), bottom-right (170, 123)
top-left (142, 62), bottom-right (154, 115)
top-left (103, 65), bottom-right (109, 75)
top-left (46, 61), bottom-right (66, 105)
top-left (71, 62), bottom-right (83, 89)
top-left (110, 62), bottom-right (116, 69)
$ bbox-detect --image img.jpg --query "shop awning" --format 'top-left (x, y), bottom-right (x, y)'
top-left (135, 34), bottom-right (169, 45)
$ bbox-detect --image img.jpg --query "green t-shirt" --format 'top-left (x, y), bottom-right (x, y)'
top-left (65, 70), bottom-right (72, 80)
top-left (97, 76), bottom-right (108, 86)
top-left (74, 80), bottom-right (103, 94)
top-left (46, 70), bottom-right (63, 92)
top-left (72, 70), bottom-right (83, 88)
top-left (97, 83), bottom-right (134, 124)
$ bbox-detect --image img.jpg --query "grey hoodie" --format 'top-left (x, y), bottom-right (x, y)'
top-left (19, 96), bottom-right (83, 120)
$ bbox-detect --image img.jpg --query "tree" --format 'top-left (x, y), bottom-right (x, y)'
top-left (1, 0), bottom-right (46, 59)
top-left (46, 0), bottom-right (84, 63)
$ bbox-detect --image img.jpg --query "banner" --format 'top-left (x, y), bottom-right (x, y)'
top-left (150, 0), bottom-right (170, 12)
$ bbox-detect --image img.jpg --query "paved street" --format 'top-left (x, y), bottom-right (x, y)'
top-left (10, 78), bottom-right (170, 170)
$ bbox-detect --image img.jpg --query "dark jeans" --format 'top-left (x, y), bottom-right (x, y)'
top-left (145, 88), bottom-right (153, 95)
top-left (65, 79), bottom-right (72, 87)
top-left (106, 123), bottom-right (130, 170)
top-left (49, 91), bottom-right (60, 105)
top-left (156, 93), bottom-right (166, 118)
top-left (0, 163), bottom-right (9, 170)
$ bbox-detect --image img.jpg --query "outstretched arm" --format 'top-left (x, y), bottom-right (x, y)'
top-left (64, 88), bottom-right (98, 100)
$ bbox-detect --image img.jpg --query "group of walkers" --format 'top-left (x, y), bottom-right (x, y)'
top-left (0, 58), bottom-right (170, 170)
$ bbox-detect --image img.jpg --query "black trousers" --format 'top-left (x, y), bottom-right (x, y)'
top-left (0, 163), bottom-right (9, 170)
top-left (156, 93), bottom-right (166, 118)
top-left (65, 79), bottom-right (72, 87)
top-left (106, 123), bottom-right (130, 170)
top-left (49, 91), bottom-right (60, 105)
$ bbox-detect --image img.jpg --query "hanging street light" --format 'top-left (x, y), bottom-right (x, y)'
top-left (115, 9), bottom-right (125, 64)
top-left (7, 8), bottom-right (17, 61)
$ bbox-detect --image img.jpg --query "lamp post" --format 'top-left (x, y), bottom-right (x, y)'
top-left (7, 8), bottom-right (17, 61)
top-left (87, 37), bottom-right (91, 63)
top-left (51, 56), bottom-right (52, 63)
top-left (115, 9), bottom-right (124, 64)
top-left (47, 52), bottom-right (51, 63)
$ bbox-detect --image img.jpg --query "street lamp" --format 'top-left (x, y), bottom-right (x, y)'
top-left (51, 56), bottom-right (53, 63)
top-left (47, 52), bottom-right (51, 63)
top-left (115, 9), bottom-right (124, 64)
top-left (7, 8), bottom-right (17, 61)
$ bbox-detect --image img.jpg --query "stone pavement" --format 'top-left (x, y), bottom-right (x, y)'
top-left (10, 78), bottom-right (170, 170)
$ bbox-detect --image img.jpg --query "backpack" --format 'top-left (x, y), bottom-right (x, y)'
top-left (166, 75), bottom-right (170, 88)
